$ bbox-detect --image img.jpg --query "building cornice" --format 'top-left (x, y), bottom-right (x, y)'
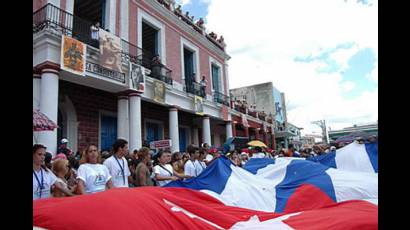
top-left (139, 0), bottom-right (231, 60)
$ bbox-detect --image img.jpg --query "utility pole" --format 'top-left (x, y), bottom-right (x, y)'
top-left (311, 120), bottom-right (329, 144)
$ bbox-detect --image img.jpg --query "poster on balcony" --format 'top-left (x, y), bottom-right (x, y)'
top-left (99, 29), bottom-right (123, 73)
top-left (153, 80), bottom-right (166, 104)
top-left (194, 96), bottom-right (204, 116)
top-left (241, 113), bottom-right (249, 128)
top-left (60, 35), bottom-right (86, 76)
top-left (129, 62), bottom-right (145, 93)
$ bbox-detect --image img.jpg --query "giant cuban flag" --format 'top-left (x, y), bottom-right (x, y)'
top-left (307, 141), bottom-right (378, 173)
top-left (167, 156), bottom-right (377, 213)
top-left (34, 187), bottom-right (377, 230)
top-left (34, 155), bottom-right (377, 229)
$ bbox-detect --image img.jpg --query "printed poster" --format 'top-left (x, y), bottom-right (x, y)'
top-left (153, 80), bottom-right (166, 104)
top-left (129, 62), bottom-right (145, 93)
top-left (194, 96), bottom-right (204, 116)
top-left (61, 35), bottom-right (86, 76)
top-left (99, 29), bottom-right (123, 73)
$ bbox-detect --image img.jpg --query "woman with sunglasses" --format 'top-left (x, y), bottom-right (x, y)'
top-left (51, 159), bottom-right (76, 197)
top-left (76, 144), bottom-right (113, 194)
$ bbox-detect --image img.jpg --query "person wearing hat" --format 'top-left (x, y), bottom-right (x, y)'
top-left (58, 138), bottom-right (72, 158)
top-left (240, 152), bottom-right (249, 165)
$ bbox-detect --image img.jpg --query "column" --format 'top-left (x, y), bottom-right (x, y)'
top-left (129, 93), bottom-right (142, 152)
top-left (226, 121), bottom-right (233, 140)
top-left (33, 73), bottom-right (41, 144)
top-left (33, 74), bottom-right (41, 110)
top-left (244, 126), bottom-right (249, 138)
top-left (169, 107), bottom-right (180, 153)
top-left (38, 68), bottom-right (59, 155)
top-left (117, 95), bottom-right (129, 141)
top-left (192, 127), bottom-right (199, 146)
top-left (255, 128), bottom-right (260, 140)
top-left (202, 116), bottom-right (211, 146)
top-left (264, 132), bottom-right (269, 145)
top-left (271, 133), bottom-right (276, 150)
top-left (105, 0), bottom-right (117, 32)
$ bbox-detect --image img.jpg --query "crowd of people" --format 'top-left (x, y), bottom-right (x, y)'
top-left (33, 135), bottom-right (377, 200)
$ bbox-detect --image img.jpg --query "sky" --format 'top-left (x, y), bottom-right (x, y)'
top-left (176, 0), bottom-right (378, 135)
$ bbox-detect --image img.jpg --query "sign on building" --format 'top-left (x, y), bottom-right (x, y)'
top-left (150, 139), bottom-right (172, 149)
top-left (129, 62), bottom-right (145, 93)
top-left (194, 96), bottom-right (204, 116)
top-left (99, 29), bottom-right (123, 73)
top-left (153, 80), bottom-right (166, 104)
top-left (61, 35), bottom-right (86, 76)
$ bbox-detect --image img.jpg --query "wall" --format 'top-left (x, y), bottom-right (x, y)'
top-left (59, 81), bottom-right (117, 152)
top-left (230, 82), bottom-right (275, 116)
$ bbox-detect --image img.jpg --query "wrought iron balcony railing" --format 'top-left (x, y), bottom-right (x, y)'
top-left (33, 3), bottom-right (173, 85)
top-left (185, 82), bottom-right (205, 97)
top-left (213, 91), bottom-right (230, 106)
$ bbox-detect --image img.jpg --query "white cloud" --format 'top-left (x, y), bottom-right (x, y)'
top-left (367, 62), bottom-right (378, 83)
top-left (204, 0), bottom-right (378, 134)
top-left (341, 81), bottom-right (356, 92)
top-left (176, 0), bottom-right (192, 6)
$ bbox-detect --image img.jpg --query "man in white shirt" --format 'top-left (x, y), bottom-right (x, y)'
top-left (204, 147), bottom-right (217, 166)
top-left (184, 145), bottom-right (201, 177)
top-left (251, 146), bottom-right (266, 158)
top-left (104, 139), bottom-right (131, 188)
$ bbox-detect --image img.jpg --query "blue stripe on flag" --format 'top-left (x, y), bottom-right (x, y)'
top-left (365, 143), bottom-right (378, 173)
top-left (243, 158), bottom-right (276, 174)
top-left (307, 152), bottom-right (337, 168)
top-left (274, 160), bottom-right (337, 212)
top-left (165, 156), bottom-right (233, 194)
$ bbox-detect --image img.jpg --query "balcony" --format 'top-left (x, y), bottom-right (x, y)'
top-left (33, 3), bottom-right (172, 85)
top-left (213, 91), bottom-right (230, 106)
top-left (185, 82), bottom-right (205, 97)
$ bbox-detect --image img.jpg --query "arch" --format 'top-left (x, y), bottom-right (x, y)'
top-left (58, 95), bottom-right (79, 153)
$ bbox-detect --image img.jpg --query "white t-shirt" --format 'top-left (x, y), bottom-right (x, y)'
top-left (251, 152), bottom-right (266, 159)
top-left (33, 168), bottom-right (57, 200)
top-left (103, 155), bottom-right (131, 188)
top-left (184, 160), bottom-right (197, 177)
top-left (195, 160), bottom-right (206, 176)
top-left (205, 154), bottom-right (213, 162)
top-left (77, 163), bottom-right (112, 194)
top-left (153, 164), bottom-right (174, 187)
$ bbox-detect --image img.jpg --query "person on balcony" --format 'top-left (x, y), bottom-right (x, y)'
top-left (200, 75), bottom-right (207, 97)
top-left (196, 18), bottom-right (205, 29)
top-left (175, 4), bottom-right (182, 15)
top-left (151, 55), bottom-right (162, 80)
top-left (91, 22), bottom-right (100, 40)
top-left (217, 35), bottom-right (226, 48)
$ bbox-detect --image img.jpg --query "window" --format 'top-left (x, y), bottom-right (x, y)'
top-left (211, 64), bottom-right (221, 92)
top-left (142, 21), bottom-right (159, 61)
top-left (145, 120), bottom-right (164, 144)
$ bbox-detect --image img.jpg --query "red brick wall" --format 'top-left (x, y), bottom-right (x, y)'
top-left (116, 0), bottom-right (121, 36)
top-left (59, 81), bottom-right (117, 152)
top-left (127, 1), bottom-right (227, 89)
top-left (165, 26), bottom-right (182, 83)
top-left (33, 0), bottom-right (47, 12)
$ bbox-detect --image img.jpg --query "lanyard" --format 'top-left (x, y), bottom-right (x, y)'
top-left (191, 160), bottom-right (198, 177)
top-left (114, 156), bottom-right (126, 185)
top-left (33, 169), bottom-right (44, 198)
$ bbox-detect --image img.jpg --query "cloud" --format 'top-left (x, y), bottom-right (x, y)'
top-left (204, 0), bottom-right (377, 134)
top-left (341, 81), bottom-right (356, 92)
top-left (176, 0), bottom-right (192, 6)
top-left (367, 62), bottom-right (378, 83)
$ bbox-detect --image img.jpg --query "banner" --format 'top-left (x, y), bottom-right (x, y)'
top-left (129, 62), bottom-right (145, 93)
top-left (99, 29), bottom-right (123, 73)
top-left (242, 113), bottom-right (249, 128)
top-left (61, 35), bottom-right (86, 76)
top-left (153, 80), bottom-right (166, 104)
top-left (149, 139), bottom-right (172, 149)
top-left (194, 96), bottom-right (204, 116)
